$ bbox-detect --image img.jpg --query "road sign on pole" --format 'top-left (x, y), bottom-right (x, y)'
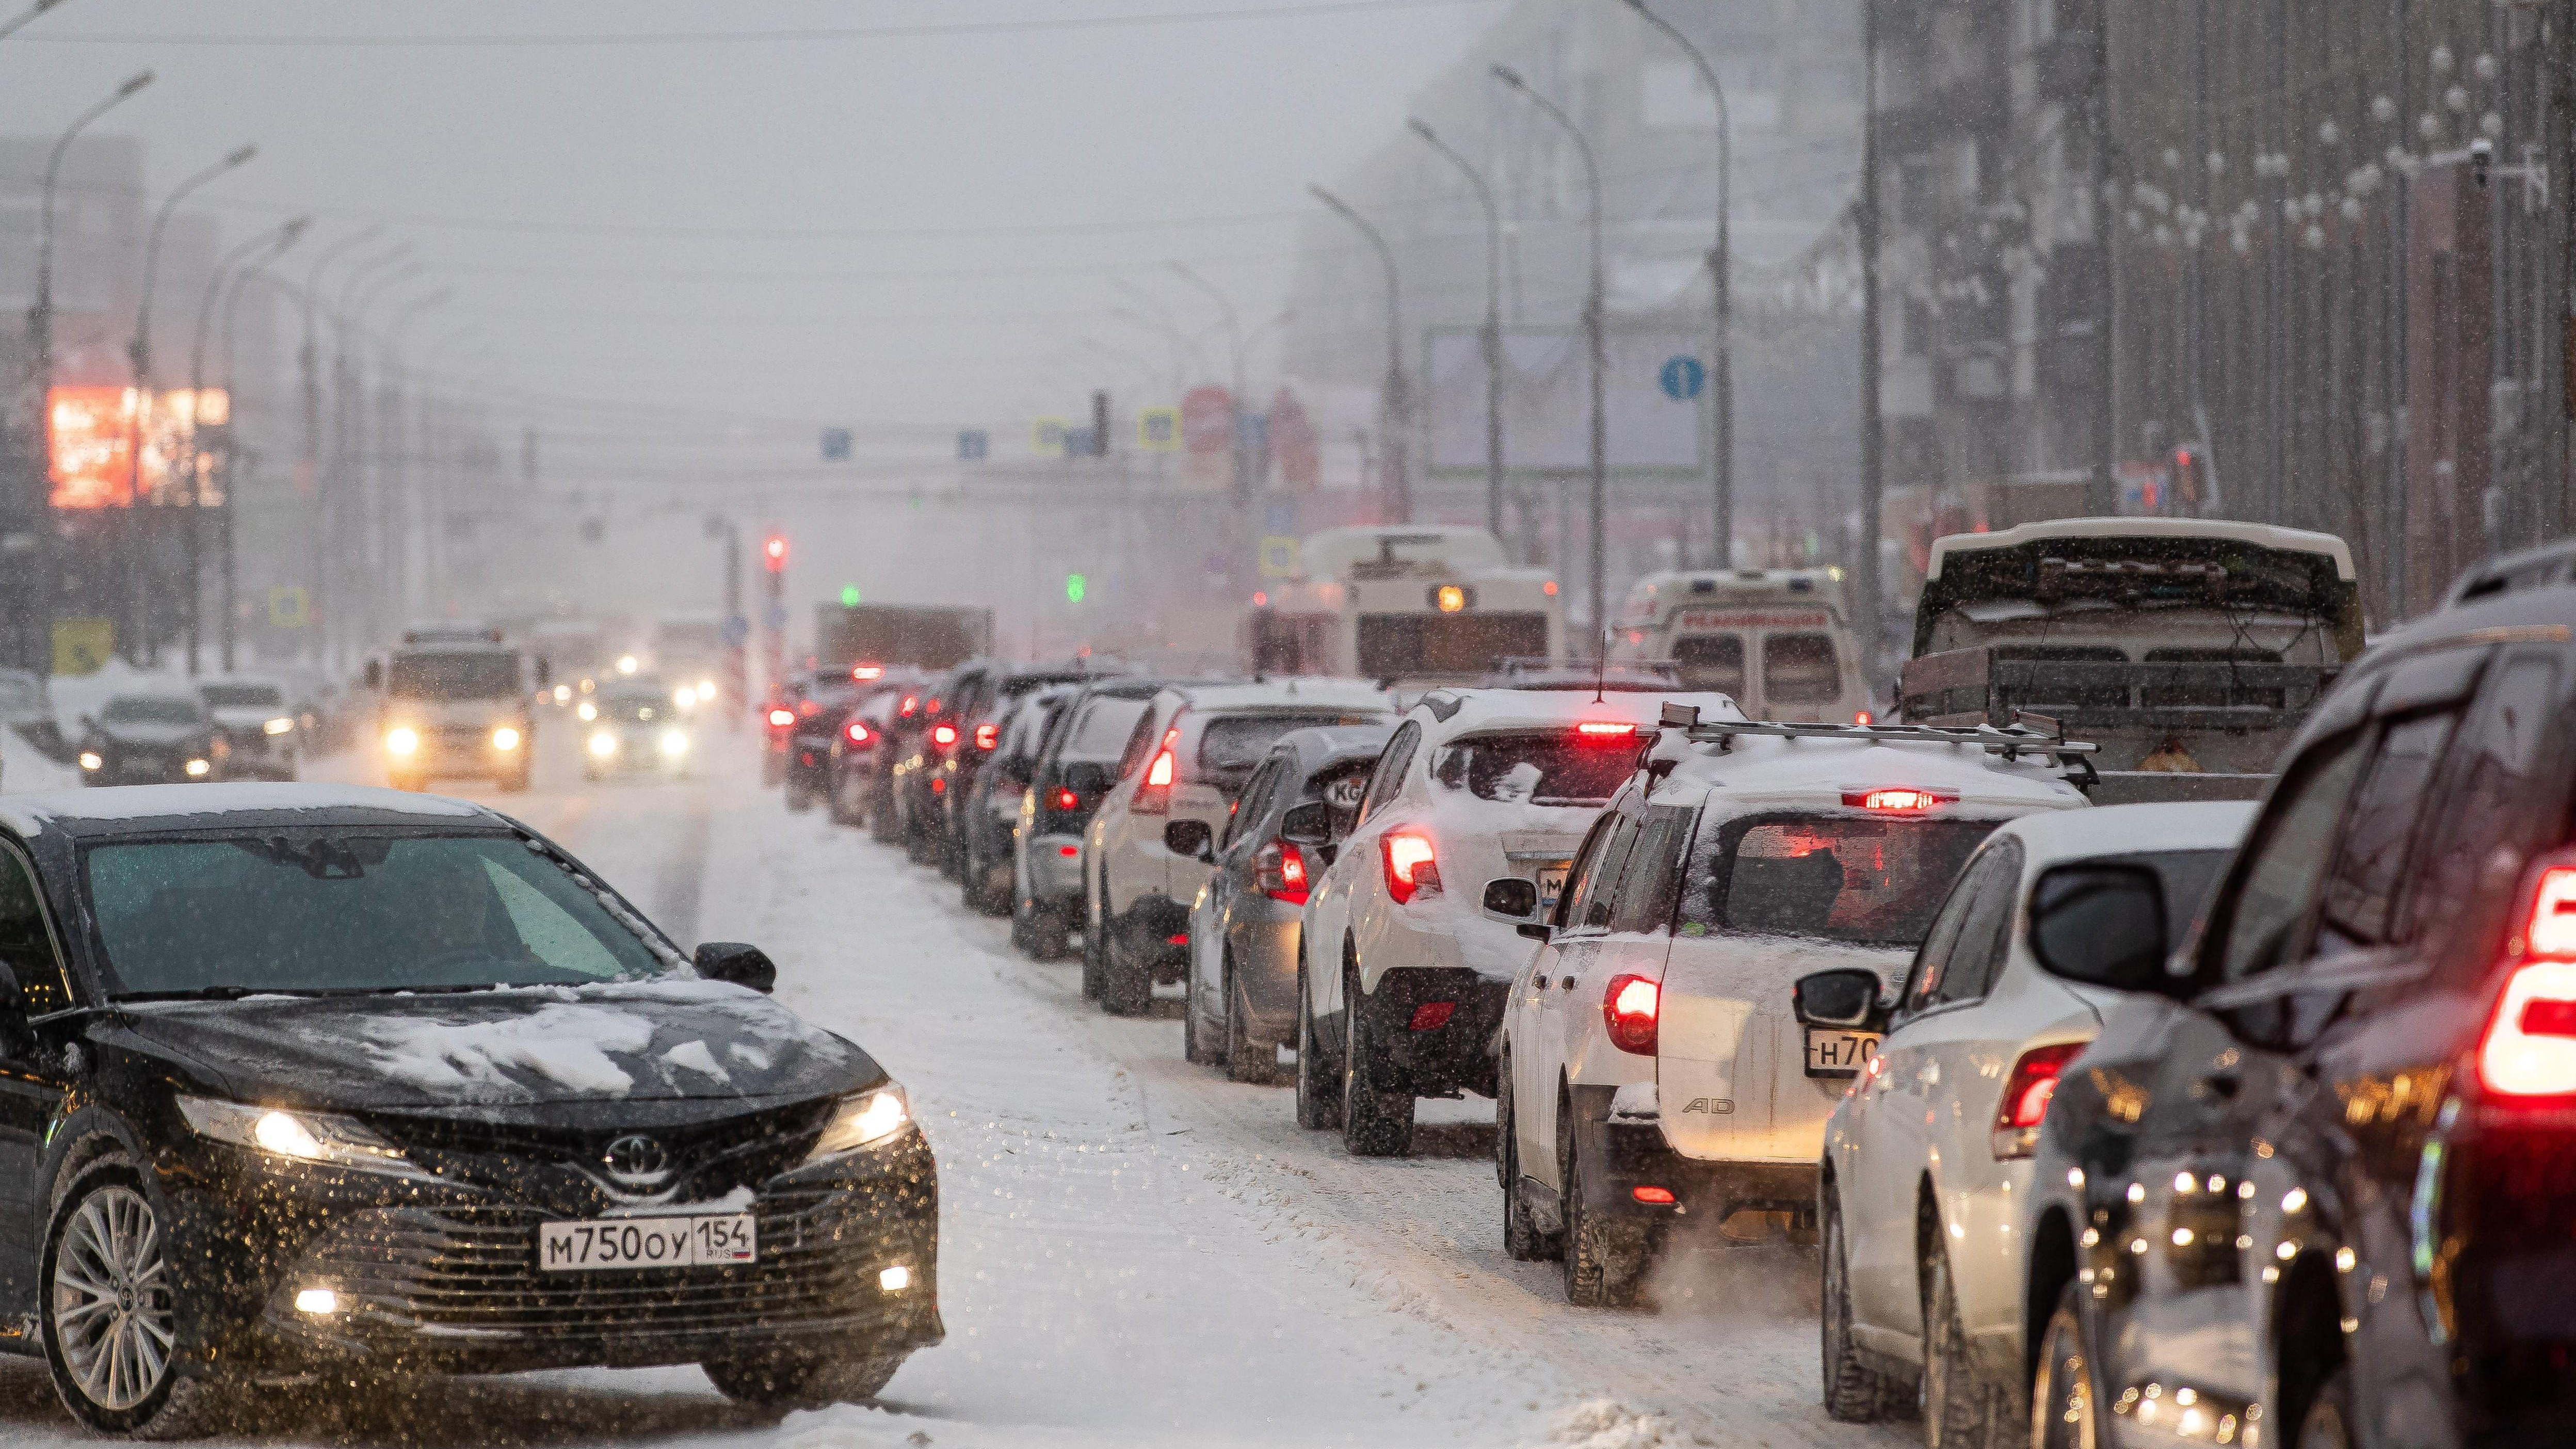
top-left (1659, 355), bottom-right (1707, 401)
top-left (1032, 417), bottom-right (1068, 454)
top-left (957, 429), bottom-right (989, 461)
top-left (821, 428), bottom-right (853, 461)
top-left (1138, 407), bottom-right (1180, 451)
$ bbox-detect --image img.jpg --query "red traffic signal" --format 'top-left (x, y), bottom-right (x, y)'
top-left (763, 534), bottom-right (788, 571)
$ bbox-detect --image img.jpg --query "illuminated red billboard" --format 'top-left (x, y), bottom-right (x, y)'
top-left (47, 387), bottom-right (226, 509)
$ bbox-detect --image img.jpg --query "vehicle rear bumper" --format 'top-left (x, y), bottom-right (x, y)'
top-left (1571, 1084), bottom-right (1818, 1225)
top-left (1355, 968), bottom-right (1506, 1099)
top-left (1114, 894), bottom-right (1194, 980)
top-left (1024, 833), bottom-right (1084, 903)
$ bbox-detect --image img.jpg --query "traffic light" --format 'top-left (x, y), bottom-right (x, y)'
top-left (1065, 573), bottom-right (1087, 604)
top-left (763, 534), bottom-right (788, 572)
top-left (840, 584), bottom-right (862, 607)
top-left (2171, 445), bottom-right (2209, 508)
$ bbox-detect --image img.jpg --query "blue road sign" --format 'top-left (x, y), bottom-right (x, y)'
top-left (764, 603), bottom-right (788, 632)
top-left (721, 616), bottom-right (751, 647)
top-left (1238, 410), bottom-right (1269, 455)
top-left (958, 429), bottom-right (989, 461)
top-left (1659, 356), bottom-right (1707, 401)
top-left (821, 428), bottom-right (853, 461)
top-left (1264, 500), bottom-right (1297, 533)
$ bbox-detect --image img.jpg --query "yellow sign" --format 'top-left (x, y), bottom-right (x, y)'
top-left (1259, 536), bottom-right (1301, 578)
top-left (1138, 407), bottom-right (1181, 452)
top-left (1032, 417), bottom-right (1069, 454)
top-left (53, 618), bottom-right (114, 676)
top-left (269, 585), bottom-right (310, 629)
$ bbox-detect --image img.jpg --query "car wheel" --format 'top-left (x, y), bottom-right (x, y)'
top-left (1823, 1183), bottom-right (1910, 1421)
top-left (1182, 961), bottom-right (1214, 1064)
top-left (1225, 963), bottom-right (1276, 1085)
top-left (2293, 1366), bottom-right (2355, 1449)
top-left (869, 789), bottom-right (900, 843)
top-left (1498, 1066), bottom-right (1557, 1262)
top-left (785, 777), bottom-right (815, 813)
top-left (1078, 901), bottom-right (1106, 998)
top-left (42, 1156), bottom-right (234, 1439)
top-left (1100, 925), bottom-right (1152, 1017)
top-left (2030, 1279), bottom-right (2101, 1449)
top-left (702, 1350), bottom-right (905, 1411)
top-left (1923, 1244), bottom-right (2004, 1447)
top-left (1294, 957), bottom-right (1342, 1130)
top-left (1339, 968), bottom-right (1415, 1157)
top-left (1558, 1102), bottom-right (1643, 1306)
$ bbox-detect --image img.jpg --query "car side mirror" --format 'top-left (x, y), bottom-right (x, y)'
top-left (2028, 864), bottom-right (2183, 996)
top-left (1164, 819), bottom-right (1214, 862)
top-left (693, 941), bottom-right (778, 993)
top-left (1483, 876), bottom-right (1540, 925)
top-left (1280, 800), bottom-right (1331, 845)
top-left (363, 659), bottom-right (383, 691)
top-left (1793, 968), bottom-right (1889, 1033)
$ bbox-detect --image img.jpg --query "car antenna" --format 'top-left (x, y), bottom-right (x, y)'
top-left (1594, 629), bottom-right (1609, 704)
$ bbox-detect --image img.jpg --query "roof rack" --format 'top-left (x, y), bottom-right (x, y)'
top-left (1655, 701), bottom-right (2101, 790)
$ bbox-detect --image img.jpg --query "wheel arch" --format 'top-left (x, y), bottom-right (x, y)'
top-left (2023, 1202), bottom-right (2080, 1393)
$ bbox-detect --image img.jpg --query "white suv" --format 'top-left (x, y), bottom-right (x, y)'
top-left (1294, 688), bottom-right (1738, 1156)
top-left (1810, 800), bottom-right (2249, 1440)
top-left (1493, 707), bottom-right (2092, 1305)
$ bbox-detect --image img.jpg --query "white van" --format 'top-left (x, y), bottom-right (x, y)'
top-left (1612, 568), bottom-right (1872, 723)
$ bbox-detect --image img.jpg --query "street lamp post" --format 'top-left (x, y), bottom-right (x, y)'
top-left (22, 68), bottom-right (151, 672)
top-left (126, 142), bottom-right (258, 664)
top-left (1407, 118), bottom-right (1507, 546)
top-left (1620, 0), bottom-right (1732, 568)
top-left (1308, 185), bottom-right (1410, 524)
top-left (181, 215), bottom-right (307, 674)
top-left (1491, 64), bottom-right (1608, 656)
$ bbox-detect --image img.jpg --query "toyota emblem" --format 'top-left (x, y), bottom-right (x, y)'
top-left (601, 1135), bottom-right (672, 1189)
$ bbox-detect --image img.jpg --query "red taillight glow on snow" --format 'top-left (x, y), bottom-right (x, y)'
top-left (1574, 721), bottom-right (1637, 739)
top-left (1408, 1002), bottom-right (1456, 1032)
top-left (766, 708), bottom-right (796, 728)
top-left (1991, 1042), bottom-right (2085, 1158)
top-left (845, 721), bottom-right (872, 745)
top-left (1631, 1186), bottom-right (1677, 1206)
top-left (1845, 787), bottom-right (1955, 813)
top-left (974, 722), bottom-right (1000, 751)
top-left (1602, 974), bottom-right (1659, 1056)
top-left (1052, 787), bottom-right (1080, 811)
top-left (930, 723), bottom-right (959, 749)
top-left (1381, 831), bottom-right (1440, 904)
top-left (2481, 864), bottom-right (2576, 1098)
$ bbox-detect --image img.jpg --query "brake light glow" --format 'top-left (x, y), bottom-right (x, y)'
top-left (1855, 711), bottom-right (1875, 726)
top-left (767, 708), bottom-right (796, 728)
top-left (1381, 832), bottom-right (1440, 904)
top-left (1574, 721), bottom-right (1637, 739)
top-left (1601, 974), bottom-right (1660, 1055)
top-left (1992, 1042), bottom-right (2086, 1157)
top-left (2480, 864), bottom-right (2576, 1097)
top-left (799, 699), bottom-right (820, 717)
top-left (1145, 728), bottom-right (1179, 787)
top-left (1408, 1002), bottom-right (1456, 1031)
top-left (898, 695), bottom-right (920, 718)
top-left (929, 778), bottom-right (946, 795)
top-left (852, 664), bottom-right (884, 681)
top-left (845, 721), bottom-right (872, 746)
top-left (925, 698), bottom-right (942, 715)
top-left (1052, 787), bottom-right (1080, 811)
top-left (975, 722), bottom-right (1000, 751)
top-left (1255, 840), bottom-right (1312, 904)
top-left (930, 723), bottom-right (959, 749)
top-left (1135, 727), bottom-right (1181, 815)
top-left (1631, 1186), bottom-right (1677, 1205)
top-left (1845, 787), bottom-right (1956, 813)
top-left (1059, 844), bottom-right (1080, 857)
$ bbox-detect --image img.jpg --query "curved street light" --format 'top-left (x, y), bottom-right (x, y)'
top-left (1307, 183), bottom-right (1409, 524)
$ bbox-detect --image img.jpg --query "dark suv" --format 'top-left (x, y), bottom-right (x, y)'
top-left (1009, 678), bottom-right (1185, 959)
top-left (2021, 548), bottom-right (2576, 1449)
top-left (919, 662), bottom-right (1114, 878)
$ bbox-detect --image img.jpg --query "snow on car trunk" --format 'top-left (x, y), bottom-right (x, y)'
top-left (1656, 935), bottom-right (1906, 1162)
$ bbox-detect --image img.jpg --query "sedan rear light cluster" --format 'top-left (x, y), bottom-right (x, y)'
top-left (1602, 974), bottom-right (1659, 1055)
top-left (766, 708), bottom-right (796, 729)
top-left (1134, 728), bottom-right (1182, 815)
top-left (974, 722), bottom-right (1000, 751)
top-left (1051, 786), bottom-right (1081, 812)
top-left (1381, 831), bottom-right (1440, 904)
top-left (2478, 861), bottom-right (2576, 1099)
top-left (1992, 1042), bottom-right (2086, 1158)
top-left (1253, 840), bottom-right (1311, 905)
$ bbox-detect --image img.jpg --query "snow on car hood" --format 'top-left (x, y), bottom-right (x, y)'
top-left (116, 977), bottom-right (878, 1110)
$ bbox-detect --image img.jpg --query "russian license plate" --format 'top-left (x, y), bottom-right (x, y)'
top-left (1537, 864), bottom-right (1571, 911)
top-left (538, 1213), bottom-right (755, 1272)
top-left (1804, 1028), bottom-right (1881, 1078)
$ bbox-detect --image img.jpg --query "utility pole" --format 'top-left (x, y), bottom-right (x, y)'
top-left (2087, 1), bottom-right (2118, 517)
top-left (1859, 0), bottom-right (1887, 680)
top-left (1309, 185), bottom-right (1411, 524)
top-left (1408, 118), bottom-right (1507, 541)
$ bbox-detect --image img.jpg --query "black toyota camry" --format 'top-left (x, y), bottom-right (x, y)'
top-left (0, 783), bottom-right (941, 1437)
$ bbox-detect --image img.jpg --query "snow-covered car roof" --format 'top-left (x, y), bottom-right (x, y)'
top-left (1412, 687), bottom-right (1746, 743)
top-left (1989, 799), bottom-right (2253, 865)
top-left (0, 783), bottom-right (491, 840)
top-left (1650, 722), bottom-right (2092, 817)
top-left (1173, 679), bottom-right (1395, 714)
top-left (1925, 516), bottom-right (2355, 582)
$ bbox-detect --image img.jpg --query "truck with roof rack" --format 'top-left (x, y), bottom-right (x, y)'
top-left (1243, 526), bottom-right (1564, 693)
top-left (1895, 517), bottom-right (2365, 803)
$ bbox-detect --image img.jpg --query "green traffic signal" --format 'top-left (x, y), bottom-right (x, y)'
top-left (1065, 573), bottom-right (1086, 604)
top-left (840, 584), bottom-right (862, 607)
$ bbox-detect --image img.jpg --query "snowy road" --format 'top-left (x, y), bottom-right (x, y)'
top-left (0, 723), bottom-right (1917, 1449)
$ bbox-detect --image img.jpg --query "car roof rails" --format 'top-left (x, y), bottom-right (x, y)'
top-left (2444, 537), bottom-right (2576, 608)
top-left (1654, 701), bottom-right (2100, 790)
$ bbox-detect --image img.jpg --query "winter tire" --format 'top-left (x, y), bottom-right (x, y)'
top-left (1823, 1183), bottom-right (1910, 1422)
top-left (1225, 966), bottom-right (1276, 1084)
top-left (870, 790), bottom-right (900, 843)
top-left (1100, 928), bottom-right (1151, 1017)
top-left (1294, 959), bottom-right (1342, 1130)
top-left (1923, 1244), bottom-right (2003, 1447)
top-left (2294, 1365), bottom-right (2356, 1449)
top-left (1339, 972), bottom-right (1415, 1157)
top-left (1498, 1065), bottom-right (1558, 1262)
top-left (2030, 1279), bottom-right (2101, 1449)
top-left (42, 1157), bottom-right (234, 1440)
top-left (1182, 965), bottom-right (1215, 1064)
top-left (702, 1350), bottom-right (904, 1411)
top-left (785, 778), bottom-right (815, 813)
top-left (1558, 1107), bottom-right (1642, 1307)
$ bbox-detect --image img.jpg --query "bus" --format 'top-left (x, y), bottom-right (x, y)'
top-left (1243, 526), bottom-right (1564, 691)
top-left (1609, 567), bottom-right (1872, 723)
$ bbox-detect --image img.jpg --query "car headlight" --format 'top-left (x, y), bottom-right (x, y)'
top-left (184, 758), bottom-right (212, 777)
top-left (659, 729), bottom-right (690, 758)
top-left (589, 730), bottom-right (619, 758)
top-left (77, 751), bottom-right (102, 771)
top-left (553, 684), bottom-right (571, 703)
top-left (492, 726), bottom-right (522, 752)
top-left (263, 716), bottom-right (295, 736)
top-left (698, 678), bottom-right (716, 696)
top-left (673, 686), bottom-right (697, 708)
top-left (385, 726), bottom-right (420, 756)
top-left (176, 1096), bottom-right (431, 1180)
top-left (809, 1086), bottom-right (910, 1159)
top-left (576, 701), bottom-right (598, 722)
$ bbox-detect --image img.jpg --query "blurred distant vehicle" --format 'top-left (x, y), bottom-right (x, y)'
top-left (369, 630), bottom-right (541, 793)
top-left (783, 680), bottom-right (868, 811)
top-left (921, 661), bottom-right (1114, 877)
top-left (1478, 656), bottom-right (1684, 693)
top-left (77, 695), bottom-right (226, 785)
top-left (1244, 526), bottom-right (1563, 692)
top-left (581, 678), bottom-right (695, 780)
top-left (196, 679), bottom-right (300, 781)
top-left (813, 603), bottom-right (991, 675)
top-left (1010, 678), bottom-right (1170, 959)
top-left (653, 617), bottom-right (729, 695)
top-left (262, 665), bottom-right (354, 751)
top-left (828, 688), bottom-right (907, 829)
top-left (0, 667), bottom-right (59, 759)
top-left (760, 669), bottom-right (827, 788)
top-left (1609, 567), bottom-right (1873, 723)
top-left (955, 684), bottom-right (1078, 915)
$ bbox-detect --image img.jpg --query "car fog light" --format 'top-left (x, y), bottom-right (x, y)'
top-left (385, 726), bottom-right (420, 756)
top-left (576, 700), bottom-right (598, 721)
top-left (659, 729), bottom-right (689, 758)
top-left (492, 726), bottom-right (522, 752)
top-left (184, 758), bottom-right (212, 777)
top-left (263, 716), bottom-right (295, 735)
top-left (878, 1265), bottom-right (912, 1294)
top-left (293, 1288), bottom-right (340, 1316)
top-left (78, 751), bottom-right (102, 771)
top-left (589, 731), bottom-right (619, 759)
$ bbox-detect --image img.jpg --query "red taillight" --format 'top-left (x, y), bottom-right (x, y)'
top-left (929, 777), bottom-right (946, 795)
top-left (1167, 933), bottom-right (1189, 946)
top-left (798, 699), bottom-right (820, 717)
top-left (1256, 840), bottom-right (1311, 904)
top-left (851, 664), bottom-right (884, 681)
top-left (1574, 721), bottom-right (1637, 739)
top-left (1051, 787), bottom-right (1080, 812)
top-left (1381, 831), bottom-right (1440, 904)
top-left (1058, 844), bottom-right (1080, 857)
top-left (1845, 787), bottom-right (1956, 813)
top-left (1601, 973), bottom-right (1659, 1055)
top-left (1408, 1002), bottom-right (1456, 1032)
top-left (898, 695), bottom-right (920, 718)
top-left (974, 722), bottom-right (1000, 751)
top-left (766, 707), bottom-right (795, 729)
top-left (1631, 1185), bottom-right (1677, 1206)
top-left (1855, 710), bottom-right (1875, 726)
top-left (2480, 863), bottom-right (2576, 1098)
top-left (1992, 1042), bottom-right (2086, 1158)
top-left (845, 721), bottom-right (872, 746)
top-left (925, 697), bottom-right (942, 716)
top-left (1135, 727), bottom-right (1181, 814)
top-left (930, 723), bottom-right (959, 749)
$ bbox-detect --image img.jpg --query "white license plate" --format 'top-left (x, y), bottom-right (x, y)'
top-left (538, 1213), bottom-right (755, 1273)
top-left (1804, 1029), bottom-right (1881, 1078)
top-left (1537, 864), bottom-right (1571, 910)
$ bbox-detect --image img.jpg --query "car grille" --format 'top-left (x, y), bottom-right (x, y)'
top-left (431, 725), bottom-right (493, 750)
top-left (296, 1189), bottom-right (911, 1338)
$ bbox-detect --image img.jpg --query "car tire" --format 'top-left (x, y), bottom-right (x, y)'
top-left (2294, 1366), bottom-right (2356, 1449)
top-left (1294, 957), bottom-right (1343, 1131)
top-left (1100, 926), bottom-right (1152, 1017)
top-left (828, 778), bottom-right (861, 827)
top-left (2028, 1280), bottom-right (2101, 1449)
top-left (870, 788), bottom-right (900, 843)
top-left (1558, 1104), bottom-right (1643, 1307)
top-left (785, 777), bottom-right (816, 813)
top-left (1498, 1066), bottom-right (1559, 1262)
top-left (1823, 1183), bottom-right (1911, 1422)
top-left (1078, 903), bottom-right (1106, 998)
top-left (702, 1350), bottom-right (905, 1411)
top-left (1923, 1244), bottom-right (2005, 1448)
top-left (1339, 970), bottom-right (1415, 1157)
top-left (1182, 963), bottom-right (1214, 1064)
top-left (1225, 964), bottom-right (1276, 1084)
top-left (41, 1155), bottom-right (236, 1440)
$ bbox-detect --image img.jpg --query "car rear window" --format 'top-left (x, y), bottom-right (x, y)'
top-left (1672, 635), bottom-right (1746, 695)
top-left (1357, 613), bottom-right (1550, 677)
top-left (1762, 633), bottom-right (1843, 703)
top-left (104, 697), bottom-right (202, 725)
top-left (1428, 729), bottom-right (1640, 806)
top-left (199, 684), bottom-right (283, 709)
top-left (1686, 813), bottom-right (2002, 947)
top-left (1198, 713), bottom-right (1383, 776)
top-left (1062, 697), bottom-right (1151, 760)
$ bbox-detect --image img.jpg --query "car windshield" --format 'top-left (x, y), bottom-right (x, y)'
top-left (598, 694), bottom-right (668, 722)
top-left (1687, 814), bottom-right (2003, 947)
top-left (1428, 728), bottom-right (1640, 806)
top-left (103, 697), bottom-right (202, 725)
top-left (199, 684), bottom-right (283, 709)
top-left (85, 832), bottom-right (672, 996)
top-left (388, 652), bottom-right (520, 701)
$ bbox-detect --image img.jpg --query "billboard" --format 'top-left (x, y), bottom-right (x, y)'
top-left (1424, 328), bottom-right (1706, 478)
top-left (47, 387), bottom-right (227, 509)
